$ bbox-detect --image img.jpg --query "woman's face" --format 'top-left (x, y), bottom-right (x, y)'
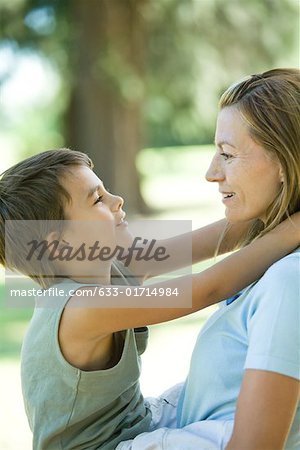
top-left (206, 106), bottom-right (283, 223)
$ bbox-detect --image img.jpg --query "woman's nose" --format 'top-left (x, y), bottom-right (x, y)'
top-left (205, 155), bottom-right (225, 182)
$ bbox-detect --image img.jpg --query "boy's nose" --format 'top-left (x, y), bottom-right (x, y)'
top-left (205, 155), bottom-right (225, 182)
top-left (111, 194), bottom-right (124, 211)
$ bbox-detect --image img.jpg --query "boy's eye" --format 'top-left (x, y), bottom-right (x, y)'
top-left (220, 152), bottom-right (233, 161)
top-left (94, 196), bottom-right (103, 205)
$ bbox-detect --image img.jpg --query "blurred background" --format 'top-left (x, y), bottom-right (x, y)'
top-left (0, 0), bottom-right (298, 448)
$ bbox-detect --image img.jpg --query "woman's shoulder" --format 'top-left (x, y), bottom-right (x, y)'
top-left (271, 246), bottom-right (300, 263)
top-left (262, 246), bottom-right (300, 280)
top-left (248, 247), bottom-right (300, 305)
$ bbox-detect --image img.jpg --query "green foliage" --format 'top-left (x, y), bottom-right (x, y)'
top-left (137, 144), bottom-right (218, 210)
top-left (142, 0), bottom-right (298, 144)
top-left (0, 0), bottom-right (298, 148)
top-left (137, 144), bottom-right (214, 177)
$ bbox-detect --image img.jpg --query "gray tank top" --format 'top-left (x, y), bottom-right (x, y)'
top-left (21, 262), bottom-right (152, 449)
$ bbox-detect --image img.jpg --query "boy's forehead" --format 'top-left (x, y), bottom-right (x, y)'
top-left (63, 166), bottom-right (102, 197)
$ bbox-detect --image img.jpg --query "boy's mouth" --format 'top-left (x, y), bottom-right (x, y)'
top-left (116, 214), bottom-right (127, 227)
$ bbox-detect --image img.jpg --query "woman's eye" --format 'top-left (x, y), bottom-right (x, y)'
top-left (220, 152), bottom-right (233, 161)
top-left (94, 196), bottom-right (103, 205)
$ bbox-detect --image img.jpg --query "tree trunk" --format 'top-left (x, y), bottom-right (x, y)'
top-left (65, 0), bottom-right (149, 213)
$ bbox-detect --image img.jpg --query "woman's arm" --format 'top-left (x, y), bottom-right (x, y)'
top-left (127, 219), bottom-right (252, 281)
top-left (66, 212), bottom-right (300, 336)
top-left (226, 369), bottom-right (300, 450)
top-left (226, 242), bottom-right (300, 450)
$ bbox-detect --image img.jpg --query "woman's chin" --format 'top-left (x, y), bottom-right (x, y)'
top-left (224, 200), bottom-right (270, 223)
top-left (226, 210), bottom-right (264, 224)
top-left (225, 209), bottom-right (240, 224)
top-left (225, 209), bottom-right (251, 224)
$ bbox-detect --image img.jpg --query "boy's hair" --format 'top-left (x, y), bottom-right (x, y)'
top-left (0, 148), bottom-right (93, 287)
top-left (219, 68), bottom-right (300, 246)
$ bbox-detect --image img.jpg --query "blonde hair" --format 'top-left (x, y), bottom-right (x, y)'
top-left (219, 68), bottom-right (300, 247)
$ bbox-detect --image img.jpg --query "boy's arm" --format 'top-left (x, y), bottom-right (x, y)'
top-left (67, 213), bottom-right (300, 335)
top-left (192, 219), bottom-right (252, 259)
top-left (127, 218), bottom-right (252, 281)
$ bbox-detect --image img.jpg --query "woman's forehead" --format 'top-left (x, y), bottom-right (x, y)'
top-left (216, 107), bottom-right (251, 148)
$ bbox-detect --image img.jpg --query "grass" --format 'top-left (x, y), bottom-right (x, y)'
top-left (0, 284), bottom-right (33, 359)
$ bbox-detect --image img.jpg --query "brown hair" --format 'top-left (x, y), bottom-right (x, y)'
top-left (0, 148), bottom-right (93, 287)
top-left (219, 68), bottom-right (300, 246)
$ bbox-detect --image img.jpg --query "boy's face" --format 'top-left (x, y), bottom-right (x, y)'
top-left (60, 165), bottom-right (132, 251)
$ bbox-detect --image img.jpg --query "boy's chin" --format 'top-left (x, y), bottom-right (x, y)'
top-left (115, 229), bottom-right (134, 249)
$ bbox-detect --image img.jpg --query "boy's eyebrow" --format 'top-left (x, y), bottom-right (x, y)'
top-left (86, 183), bottom-right (102, 200)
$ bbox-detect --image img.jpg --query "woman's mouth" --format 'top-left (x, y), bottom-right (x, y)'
top-left (221, 192), bottom-right (236, 203)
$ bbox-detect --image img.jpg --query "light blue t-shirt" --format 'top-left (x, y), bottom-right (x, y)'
top-left (177, 248), bottom-right (300, 449)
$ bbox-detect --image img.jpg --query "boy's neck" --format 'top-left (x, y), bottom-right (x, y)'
top-left (71, 274), bottom-right (111, 285)
top-left (62, 261), bottom-right (112, 285)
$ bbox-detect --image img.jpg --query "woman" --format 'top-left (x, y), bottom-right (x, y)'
top-left (118, 69), bottom-right (300, 449)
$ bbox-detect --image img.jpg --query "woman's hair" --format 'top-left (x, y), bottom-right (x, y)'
top-left (219, 68), bottom-right (300, 246)
top-left (0, 148), bottom-right (93, 287)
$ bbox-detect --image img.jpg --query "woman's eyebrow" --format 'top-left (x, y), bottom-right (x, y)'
top-left (215, 140), bottom-right (236, 149)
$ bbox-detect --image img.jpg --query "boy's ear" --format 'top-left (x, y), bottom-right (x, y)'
top-left (46, 231), bottom-right (60, 242)
top-left (46, 231), bottom-right (62, 258)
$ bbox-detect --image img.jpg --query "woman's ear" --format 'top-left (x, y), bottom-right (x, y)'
top-left (279, 167), bottom-right (284, 183)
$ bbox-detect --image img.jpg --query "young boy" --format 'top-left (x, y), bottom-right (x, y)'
top-left (0, 148), bottom-right (299, 450)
